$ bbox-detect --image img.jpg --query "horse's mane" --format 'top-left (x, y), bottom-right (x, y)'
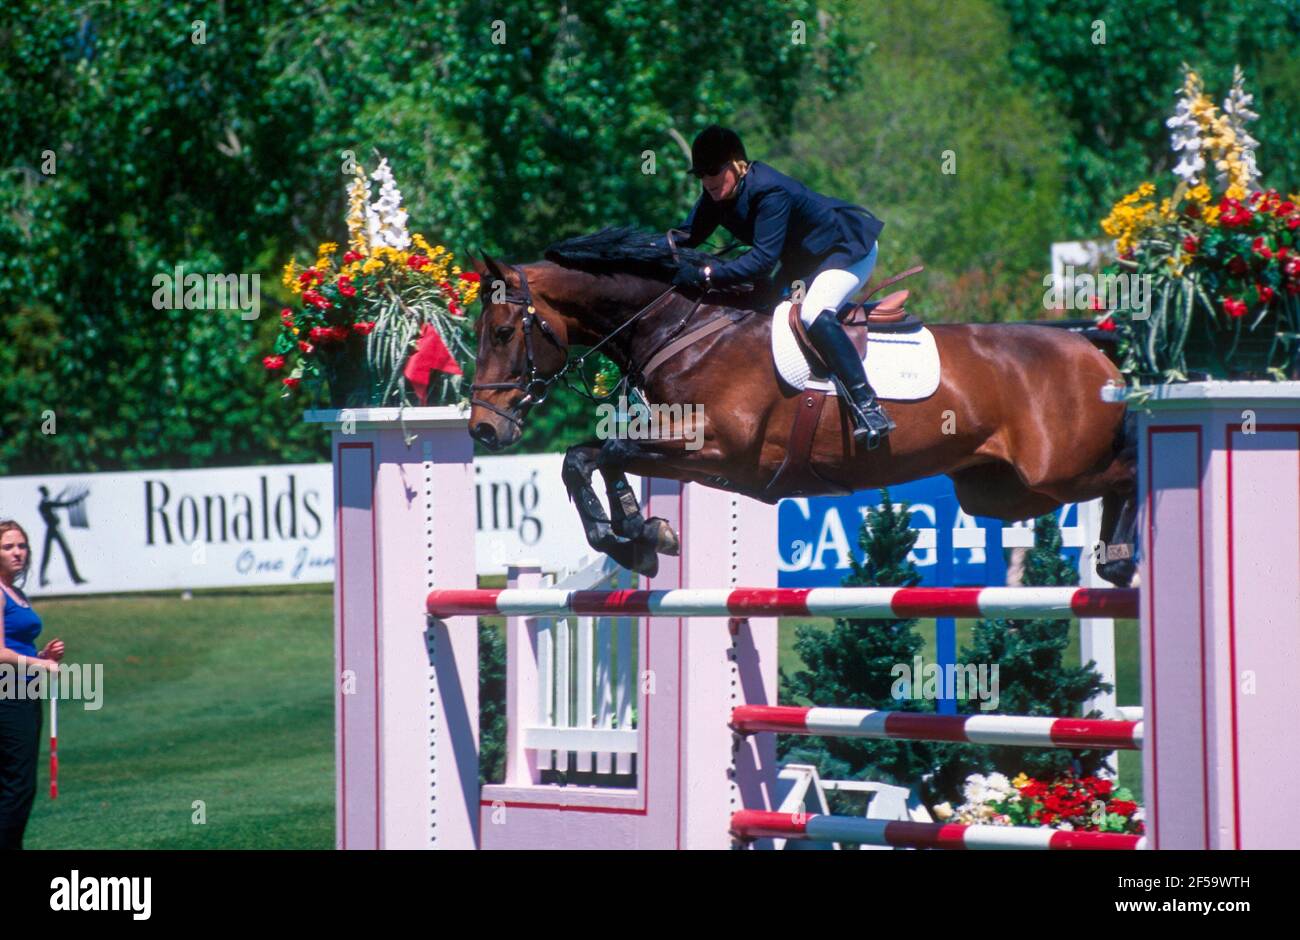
top-left (544, 227), bottom-right (719, 282)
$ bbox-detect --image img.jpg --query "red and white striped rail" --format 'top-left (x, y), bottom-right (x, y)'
top-left (730, 810), bottom-right (1146, 850)
top-left (426, 586), bottom-right (1138, 620)
top-left (731, 705), bottom-right (1143, 750)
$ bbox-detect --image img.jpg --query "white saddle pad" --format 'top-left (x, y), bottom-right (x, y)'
top-left (770, 301), bottom-right (940, 400)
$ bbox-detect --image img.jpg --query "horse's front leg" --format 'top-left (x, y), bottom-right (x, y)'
top-left (596, 438), bottom-right (680, 556)
top-left (561, 441), bottom-right (660, 576)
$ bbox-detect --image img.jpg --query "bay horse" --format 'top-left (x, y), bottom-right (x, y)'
top-left (468, 229), bottom-right (1137, 586)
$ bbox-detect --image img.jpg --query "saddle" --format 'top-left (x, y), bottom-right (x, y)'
top-left (787, 265), bottom-right (925, 379)
top-left (763, 264), bottom-right (925, 500)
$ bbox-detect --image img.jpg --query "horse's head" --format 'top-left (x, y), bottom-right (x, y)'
top-left (468, 256), bottom-right (569, 449)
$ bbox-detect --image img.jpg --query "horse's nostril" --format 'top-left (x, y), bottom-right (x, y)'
top-left (471, 422), bottom-right (496, 445)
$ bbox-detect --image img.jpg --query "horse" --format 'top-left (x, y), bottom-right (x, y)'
top-left (468, 228), bottom-right (1137, 586)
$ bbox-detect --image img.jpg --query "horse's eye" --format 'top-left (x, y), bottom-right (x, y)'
top-left (495, 325), bottom-right (514, 343)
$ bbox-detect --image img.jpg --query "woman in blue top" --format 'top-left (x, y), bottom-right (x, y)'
top-left (670, 125), bottom-right (896, 447)
top-left (0, 520), bottom-right (63, 849)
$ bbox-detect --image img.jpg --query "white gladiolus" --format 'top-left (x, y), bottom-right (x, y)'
top-left (365, 158), bottom-right (412, 251)
top-left (1167, 93), bottom-right (1207, 186)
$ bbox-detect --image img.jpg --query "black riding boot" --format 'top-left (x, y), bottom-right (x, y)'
top-left (806, 308), bottom-right (896, 448)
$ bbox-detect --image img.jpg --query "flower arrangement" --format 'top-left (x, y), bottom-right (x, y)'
top-left (1097, 65), bottom-right (1300, 382)
top-left (263, 157), bottom-right (480, 408)
top-left (932, 772), bottom-right (1143, 836)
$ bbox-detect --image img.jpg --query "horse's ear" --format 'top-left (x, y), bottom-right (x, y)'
top-left (480, 253), bottom-right (513, 287)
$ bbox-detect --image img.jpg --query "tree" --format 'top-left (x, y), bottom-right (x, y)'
top-left (926, 512), bottom-right (1111, 804)
top-left (780, 491), bottom-right (940, 800)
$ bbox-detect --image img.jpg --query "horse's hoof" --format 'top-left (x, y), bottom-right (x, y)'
top-left (647, 517), bottom-right (680, 556)
top-left (1096, 557), bottom-right (1136, 588)
top-left (603, 537), bottom-right (660, 578)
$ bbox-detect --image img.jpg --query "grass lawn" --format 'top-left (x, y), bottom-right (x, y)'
top-left (21, 586), bottom-right (1140, 848)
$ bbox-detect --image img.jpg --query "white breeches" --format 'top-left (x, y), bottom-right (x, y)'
top-left (797, 242), bottom-right (880, 326)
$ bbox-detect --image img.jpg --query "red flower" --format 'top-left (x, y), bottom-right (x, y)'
top-left (1258, 284), bottom-right (1275, 303)
top-left (448, 301), bottom-right (462, 317)
top-left (351, 321), bottom-right (376, 336)
top-left (331, 326), bottom-right (351, 342)
top-left (1276, 201), bottom-right (1296, 217)
top-left (262, 355), bottom-right (285, 370)
top-left (1183, 235), bottom-right (1199, 254)
top-left (303, 289), bottom-right (332, 310)
top-left (280, 307), bottom-right (294, 321)
top-left (343, 250), bottom-right (363, 264)
top-left (1285, 258), bottom-right (1300, 278)
top-left (282, 377), bottom-right (300, 389)
top-left (406, 254), bottom-right (430, 270)
top-left (337, 275), bottom-right (357, 298)
top-left (1108, 800), bottom-right (1138, 817)
top-left (297, 340), bottom-right (314, 354)
top-left (1288, 216), bottom-right (1300, 230)
top-left (1223, 297), bottom-right (1248, 318)
top-left (458, 272), bottom-right (481, 283)
top-left (1184, 203), bottom-right (1201, 219)
top-left (309, 326), bottom-right (346, 344)
top-left (1252, 236), bottom-right (1273, 260)
top-left (1219, 198), bottom-right (1254, 228)
top-left (299, 268), bottom-right (323, 286)
top-left (1097, 315), bottom-right (1116, 332)
top-left (1227, 256), bottom-right (1248, 276)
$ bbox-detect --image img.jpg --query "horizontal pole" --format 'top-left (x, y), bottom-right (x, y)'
top-left (730, 705), bottom-right (1142, 750)
top-left (730, 810), bottom-right (1146, 850)
top-left (427, 586), bottom-right (1138, 620)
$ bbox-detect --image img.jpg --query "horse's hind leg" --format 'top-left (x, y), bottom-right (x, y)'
top-left (562, 442), bottom-right (660, 576)
top-left (1096, 488), bottom-right (1137, 587)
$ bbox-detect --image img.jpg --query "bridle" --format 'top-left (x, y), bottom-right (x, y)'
top-left (470, 260), bottom-right (685, 431)
top-left (469, 266), bottom-right (567, 428)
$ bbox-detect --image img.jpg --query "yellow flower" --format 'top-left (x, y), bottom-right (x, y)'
top-left (281, 258), bottom-right (299, 289)
top-left (1188, 183), bottom-right (1212, 205)
top-left (362, 258), bottom-right (385, 275)
top-left (1203, 204), bottom-right (1221, 226)
top-left (413, 233), bottom-right (432, 253)
top-left (1225, 183), bottom-right (1247, 202)
top-left (317, 241), bottom-right (338, 257)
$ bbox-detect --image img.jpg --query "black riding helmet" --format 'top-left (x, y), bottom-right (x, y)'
top-left (688, 125), bottom-right (746, 177)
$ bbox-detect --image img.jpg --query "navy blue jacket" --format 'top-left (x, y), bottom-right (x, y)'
top-left (676, 161), bottom-right (884, 287)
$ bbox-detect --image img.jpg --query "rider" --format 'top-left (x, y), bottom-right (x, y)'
top-left (670, 124), bottom-right (895, 445)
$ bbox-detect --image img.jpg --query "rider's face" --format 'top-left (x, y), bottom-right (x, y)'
top-left (701, 163), bottom-right (741, 202)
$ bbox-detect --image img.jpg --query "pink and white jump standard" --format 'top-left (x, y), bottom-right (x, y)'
top-left (310, 381), bottom-right (1300, 851)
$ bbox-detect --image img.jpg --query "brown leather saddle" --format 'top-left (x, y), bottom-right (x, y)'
top-left (763, 264), bottom-right (925, 499)
top-left (788, 265), bottom-right (925, 374)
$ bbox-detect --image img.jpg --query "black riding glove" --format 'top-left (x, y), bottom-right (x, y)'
top-left (672, 263), bottom-right (709, 290)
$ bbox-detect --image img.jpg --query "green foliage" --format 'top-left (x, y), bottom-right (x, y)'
top-left (995, 0), bottom-right (1300, 234)
top-left (766, 0), bottom-right (1067, 322)
top-left (479, 621), bottom-right (506, 787)
top-left (0, 0), bottom-right (849, 469)
top-left (779, 492), bottom-right (940, 797)
top-left (927, 513), bottom-right (1111, 804)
